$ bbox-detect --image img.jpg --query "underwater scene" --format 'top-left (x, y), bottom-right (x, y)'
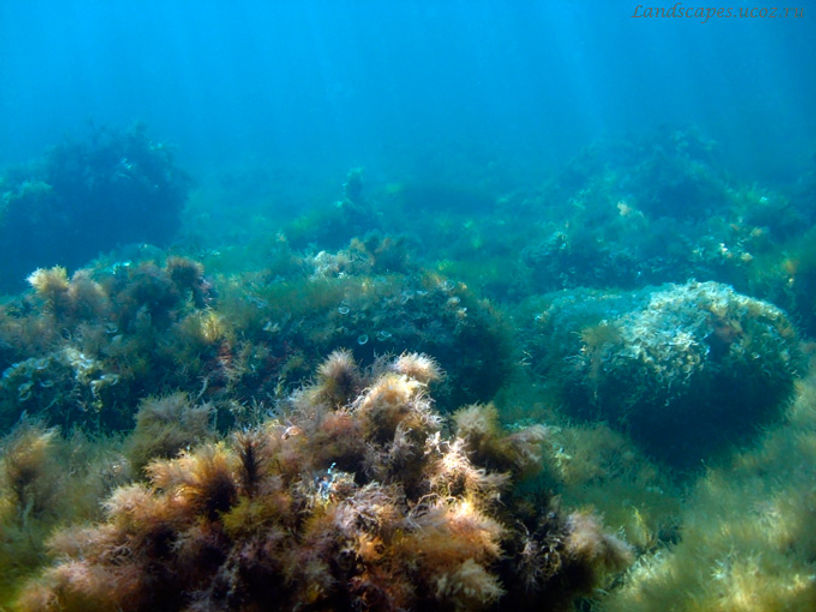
top-left (0, 2), bottom-right (814, 610)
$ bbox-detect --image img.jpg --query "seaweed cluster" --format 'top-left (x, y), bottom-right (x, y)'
top-left (0, 421), bottom-right (130, 604)
top-left (0, 125), bottom-right (189, 292)
top-left (0, 258), bottom-right (215, 431)
top-left (0, 240), bottom-right (511, 434)
top-left (17, 352), bottom-right (630, 611)
top-left (218, 246), bottom-right (513, 410)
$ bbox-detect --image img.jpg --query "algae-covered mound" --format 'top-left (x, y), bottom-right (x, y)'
top-left (17, 352), bottom-right (630, 611)
top-left (526, 281), bottom-right (801, 466)
top-left (0, 258), bottom-right (214, 432)
top-left (0, 240), bottom-right (512, 435)
top-left (0, 124), bottom-right (188, 292)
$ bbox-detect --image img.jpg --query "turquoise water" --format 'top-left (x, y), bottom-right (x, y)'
top-left (1, 3), bottom-right (812, 183)
top-left (1, 3), bottom-right (815, 610)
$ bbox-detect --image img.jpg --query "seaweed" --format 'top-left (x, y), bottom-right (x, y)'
top-left (17, 353), bottom-right (630, 611)
top-left (0, 124), bottom-right (189, 292)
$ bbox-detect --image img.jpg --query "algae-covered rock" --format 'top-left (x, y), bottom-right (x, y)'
top-left (526, 281), bottom-right (801, 466)
top-left (0, 125), bottom-right (188, 292)
top-left (218, 266), bottom-right (513, 412)
top-left (0, 248), bottom-right (510, 434)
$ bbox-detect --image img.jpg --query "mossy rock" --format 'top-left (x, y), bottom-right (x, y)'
top-left (525, 281), bottom-right (802, 467)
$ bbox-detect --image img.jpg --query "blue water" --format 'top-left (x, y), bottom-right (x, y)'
top-left (1, 1), bottom-right (813, 192)
top-left (2, 4), bottom-right (816, 608)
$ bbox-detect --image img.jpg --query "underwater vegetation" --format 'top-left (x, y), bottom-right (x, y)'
top-left (0, 124), bottom-right (188, 293)
top-left (271, 129), bottom-right (816, 336)
top-left (126, 392), bottom-right (214, 475)
top-left (1, 124), bottom-right (816, 609)
top-left (606, 366), bottom-right (816, 611)
top-left (286, 168), bottom-right (381, 251)
top-left (750, 225), bottom-right (816, 340)
top-left (0, 258), bottom-right (215, 432)
top-left (523, 280), bottom-right (801, 467)
top-left (217, 239), bottom-right (513, 411)
top-left (0, 238), bottom-right (511, 435)
top-left (0, 420), bottom-right (130, 604)
top-left (490, 130), bottom-right (811, 306)
top-left (16, 353), bottom-right (630, 611)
